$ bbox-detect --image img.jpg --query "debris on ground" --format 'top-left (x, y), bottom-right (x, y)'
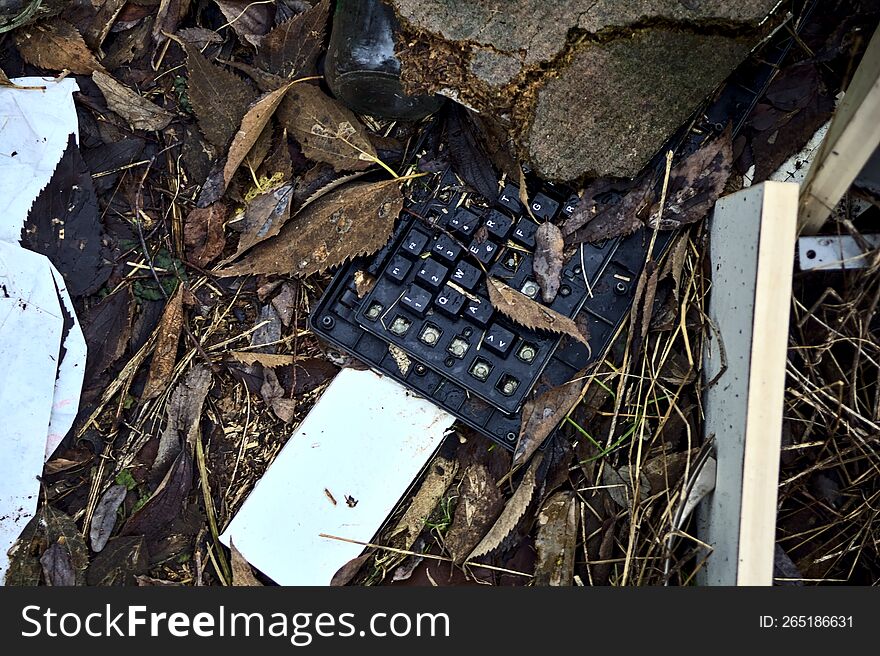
top-left (0, 0), bottom-right (877, 588)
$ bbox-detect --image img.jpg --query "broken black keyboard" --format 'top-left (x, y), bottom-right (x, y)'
top-left (311, 167), bottom-right (671, 449)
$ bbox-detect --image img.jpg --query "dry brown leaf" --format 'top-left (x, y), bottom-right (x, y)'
top-left (330, 553), bottom-right (372, 586)
top-left (390, 456), bottom-right (458, 550)
top-left (154, 364), bottom-right (214, 475)
top-left (184, 202), bottom-right (227, 267)
top-left (229, 540), bottom-right (263, 586)
top-left (256, 0), bottom-right (329, 79)
top-left (514, 372), bottom-right (587, 467)
top-left (261, 368), bottom-right (297, 423)
top-left (183, 40), bottom-right (257, 148)
top-left (487, 277), bottom-right (588, 345)
top-left (217, 179), bottom-right (403, 278)
top-left (215, 0), bottom-right (274, 47)
top-left (15, 19), bottom-right (105, 75)
top-left (533, 491), bottom-right (578, 586)
top-left (278, 83), bottom-right (377, 171)
top-left (226, 188), bottom-right (293, 265)
top-left (533, 222), bottom-right (564, 303)
top-left (230, 351), bottom-right (297, 368)
top-left (445, 464), bottom-right (504, 564)
top-left (89, 484), bottom-right (129, 554)
top-left (467, 454), bottom-right (542, 561)
top-left (142, 287), bottom-right (185, 399)
top-left (92, 71), bottom-right (173, 132)
top-left (222, 82), bottom-right (296, 193)
top-left (154, 0), bottom-right (191, 42)
top-left (648, 127), bottom-right (734, 230)
top-left (175, 27), bottom-right (223, 49)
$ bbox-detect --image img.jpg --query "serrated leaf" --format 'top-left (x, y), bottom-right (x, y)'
top-left (256, 0), bottom-right (329, 79)
top-left (184, 40), bottom-right (257, 148)
top-left (14, 19), bottom-right (105, 74)
top-left (467, 455), bottom-right (542, 561)
top-left (533, 222), bottom-right (564, 303)
top-left (222, 82), bottom-right (295, 194)
top-left (216, 179), bottom-right (403, 278)
top-left (487, 277), bottom-right (588, 345)
top-left (278, 84), bottom-right (377, 171)
top-left (93, 71), bottom-right (173, 131)
top-left (22, 134), bottom-right (110, 296)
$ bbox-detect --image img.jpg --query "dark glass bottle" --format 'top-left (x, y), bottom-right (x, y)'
top-left (324, 0), bottom-right (443, 120)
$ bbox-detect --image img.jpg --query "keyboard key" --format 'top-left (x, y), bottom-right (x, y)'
top-left (561, 194), bottom-right (580, 217)
top-left (401, 284), bottom-right (432, 317)
top-left (483, 323), bottom-right (515, 356)
top-left (497, 182), bottom-right (522, 213)
top-left (402, 229), bottom-right (429, 258)
top-left (511, 218), bottom-right (538, 247)
top-left (450, 261), bottom-right (481, 290)
top-left (484, 210), bottom-right (513, 240)
top-left (434, 285), bottom-right (465, 317)
top-left (431, 234), bottom-right (462, 262)
top-left (467, 240), bottom-right (499, 265)
top-left (385, 255), bottom-right (412, 283)
top-left (463, 299), bottom-right (493, 327)
top-left (529, 192), bottom-right (559, 221)
top-left (416, 258), bottom-right (448, 290)
top-left (448, 208), bottom-right (481, 239)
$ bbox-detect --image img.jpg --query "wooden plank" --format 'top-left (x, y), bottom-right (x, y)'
top-left (697, 181), bottom-right (799, 586)
top-left (798, 25), bottom-right (880, 234)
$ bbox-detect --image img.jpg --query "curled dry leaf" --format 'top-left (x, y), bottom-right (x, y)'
top-left (514, 372), bottom-right (587, 467)
top-left (534, 492), bottom-right (578, 586)
top-left (564, 174), bottom-right (654, 246)
top-left (487, 278), bottom-right (588, 346)
top-left (40, 542), bottom-right (75, 586)
top-left (533, 222), bottom-right (564, 302)
top-left (215, 0), bottom-right (274, 47)
top-left (278, 83), bottom-right (378, 172)
top-left (142, 287), bottom-right (185, 400)
top-left (183, 40), bottom-right (257, 148)
top-left (467, 454), bottom-right (542, 561)
top-left (256, 0), bottom-right (330, 79)
top-left (14, 19), bottom-right (105, 75)
top-left (222, 81), bottom-right (297, 194)
top-left (216, 179), bottom-right (403, 278)
top-left (93, 71), bottom-right (173, 132)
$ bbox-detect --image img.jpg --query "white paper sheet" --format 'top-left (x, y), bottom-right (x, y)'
top-left (0, 77), bottom-right (87, 582)
top-left (220, 368), bottom-right (454, 585)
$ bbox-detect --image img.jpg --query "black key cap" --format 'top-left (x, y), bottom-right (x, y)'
top-left (561, 194), bottom-right (580, 217)
top-left (528, 192), bottom-right (559, 221)
top-left (511, 218), bottom-right (539, 247)
top-left (431, 234), bottom-right (462, 262)
top-left (416, 258), bottom-right (448, 290)
top-left (467, 240), bottom-right (500, 265)
top-left (449, 261), bottom-right (481, 290)
top-left (483, 323), bottom-right (515, 356)
top-left (498, 182), bottom-right (522, 212)
top-left (448, 208), bottom-right (481, 240)
top-left (463, 299), bottom-right (493, 327)
top-left (484, 210), bottom-right (513, 240)
top-left (401, 284), bottom-right (432, 317)
top-left (434, 285), bottom-right (465, 317)
top-left (402, 229), bottom-right (429, 258)
top-left (385, 255), bottom-right (412, 283)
